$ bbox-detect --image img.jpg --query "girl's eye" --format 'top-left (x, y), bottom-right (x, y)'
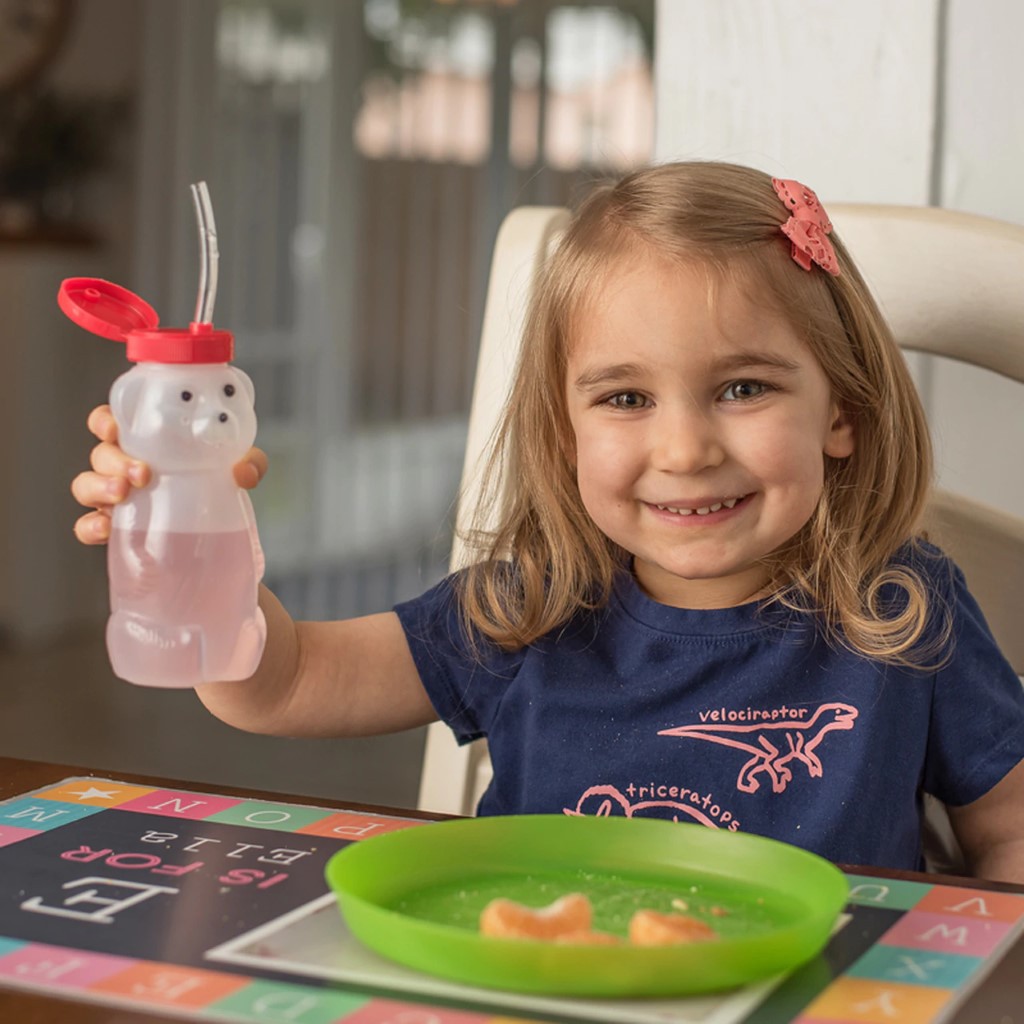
top-left (721, 380), bottom-right (768, 402)
top-left (181, 390), bottom-right (193, 402)
top-left (224, 384), bottom-right (235, 397)
top-left (607, 391), bottom-right (648, 409)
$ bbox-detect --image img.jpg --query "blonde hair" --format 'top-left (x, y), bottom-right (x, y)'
top-left (458, 161), bottom-right (946, 667)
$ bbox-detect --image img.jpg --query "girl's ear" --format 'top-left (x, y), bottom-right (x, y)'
top-left (824, 402), bottom-right (855, 459)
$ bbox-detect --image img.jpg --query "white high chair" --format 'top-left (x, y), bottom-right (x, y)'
top-left (416, 203), bottom-right (1024, 837)
top-left (416, 207), bottom-right (570, 819)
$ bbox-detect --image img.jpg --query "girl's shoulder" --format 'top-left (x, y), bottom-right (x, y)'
top-left (393, 567), bottom-right (477, 639)
top-left (393, 563), bottom-right (530, 673)
top-left (893, 537), bottom-right (1007, 664)
top-left (894, 537), bottom-right (959, 586)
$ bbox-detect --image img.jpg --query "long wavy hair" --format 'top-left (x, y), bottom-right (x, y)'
top-left (458, 161), bottom-right (944, 667)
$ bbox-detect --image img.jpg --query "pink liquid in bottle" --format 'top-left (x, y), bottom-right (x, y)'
top-left (108, 527), bottom-right (265, 687)
top-left (98, 359), bottom-right (267, 687)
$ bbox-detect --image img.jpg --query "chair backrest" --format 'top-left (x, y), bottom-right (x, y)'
top-left (416, 201), bottom-right (1024, 817)
top-left (416, 208), bottom-right (569, 817)
top-left (828, 203), bottom-right (1024, 675)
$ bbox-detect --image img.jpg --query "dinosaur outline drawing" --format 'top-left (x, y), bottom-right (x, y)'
top-left (658, 702), bottom-right (859, 793)
top-left (563, 784), bottom-right (719, 827)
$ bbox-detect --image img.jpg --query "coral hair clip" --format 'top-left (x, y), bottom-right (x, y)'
top-left (772, 178), bottom-right (840, 276)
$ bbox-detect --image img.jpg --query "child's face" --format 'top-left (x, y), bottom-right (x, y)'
top-left (565, 253), bottom-right (854, 609)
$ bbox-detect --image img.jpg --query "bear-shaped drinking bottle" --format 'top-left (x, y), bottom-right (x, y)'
top-left (58, 183), bottom-right (266, 687)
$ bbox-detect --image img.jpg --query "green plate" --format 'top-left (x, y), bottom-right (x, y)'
top-left (325, 815), bottom-right (848, 997)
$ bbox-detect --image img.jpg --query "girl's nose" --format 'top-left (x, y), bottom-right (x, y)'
top-left (650, 405), bottom-right (725, 473)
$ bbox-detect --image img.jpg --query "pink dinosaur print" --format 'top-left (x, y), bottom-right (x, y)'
top-left (563, 784), bottom-right (719, 827)
top-left (658, 702), bottom-right (859, 794)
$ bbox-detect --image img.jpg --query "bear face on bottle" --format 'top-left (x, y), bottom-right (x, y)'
top-left (110, 364), bottom-right (257, 473)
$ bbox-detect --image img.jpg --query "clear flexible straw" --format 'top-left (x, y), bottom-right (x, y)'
top-left (190, 181), bottom-right (220, 324)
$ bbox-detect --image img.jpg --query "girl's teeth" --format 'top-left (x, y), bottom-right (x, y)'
top-left (657, 498), bottom-right (740, 516)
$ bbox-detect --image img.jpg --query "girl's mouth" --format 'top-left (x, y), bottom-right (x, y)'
top-left (646, 494), bottom-right (752, 520)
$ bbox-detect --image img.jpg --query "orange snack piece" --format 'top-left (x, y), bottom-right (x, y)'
top-left (480, 893), bottom-right (592, 941)
top-left (628, 909), bottom-right (718, 946)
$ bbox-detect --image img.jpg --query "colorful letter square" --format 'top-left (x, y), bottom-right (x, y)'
top-left (115, 789), bottom-right (241, 820)
top-left (846, 944), bottom-right (983, 989)
top-left (0, 799), bottom-right (100, 832)
top-left (210, 978), bottom-right (367, 1021)
top-left (344, 998), bottom-right (494, 1023)
top-left (914, 885), bottom-right (1024, 924)
top-left (298, 811), bottom-right (426, 840)
top-left (845, 875), bottom-right (932, 911)
top-left (209, 800), bottom-right (332, 832)
top-left (31, 780), bottom-right (157, 808)
top-left (802, 977), bottom-right (952, 1023)
top-left (881, 910), bottom-right (1010, 957)
top-left (0, 944), bottom-right (134, 988)
top-left (91, 961), bottom-right (248, 1007)
top-left (0, 825), bottom-right (41, 848)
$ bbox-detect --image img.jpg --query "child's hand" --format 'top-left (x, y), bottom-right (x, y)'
top-left (70, 404), bottom-right (268, 545)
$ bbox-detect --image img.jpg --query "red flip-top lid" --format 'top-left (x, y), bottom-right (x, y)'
top-left (58, 277), bottom-right (233, 364)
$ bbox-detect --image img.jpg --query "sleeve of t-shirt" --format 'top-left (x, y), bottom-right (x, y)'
top-left (393, 572), bottom-right (526, 745)
top-left (924, 558), bottom-right (1024, 806)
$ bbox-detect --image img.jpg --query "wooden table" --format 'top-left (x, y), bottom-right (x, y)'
top-left (1, 757), bottom-right (1022, 1023)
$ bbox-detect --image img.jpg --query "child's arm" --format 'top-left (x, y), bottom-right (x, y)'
top-left (72, 406), bottom-right (439, 739)
top-left (947, 759), bottom-right (1024, 883)
top-left (194, 588), bottom-right (438, 737)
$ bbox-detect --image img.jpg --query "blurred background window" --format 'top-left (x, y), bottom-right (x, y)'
top-left (138, 0), bottom-right (654, 623)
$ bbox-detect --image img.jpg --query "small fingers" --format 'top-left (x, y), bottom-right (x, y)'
top-left (74, 509), bottom-right (112, 545)
top-left (234, 447), bottom-right (269, 489)
top-left (87, 404), bottom-right (119, 443)
top-left (71, 469), bottom-right (129, 509)
top-left (75, 406), bottom-right (143, 548)
top-left (89, 442), bottom-right (149, 487)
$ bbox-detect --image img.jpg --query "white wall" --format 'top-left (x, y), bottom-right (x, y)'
top-left (655, 0), bottom-right (939, 203)
top-left (930, 0), bottom-right (1024, 517)
top-left (654, 0), bottom-right (1023, 517)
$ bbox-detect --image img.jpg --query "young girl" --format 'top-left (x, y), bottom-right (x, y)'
top-left (72, 161), bottom-right (1024, 880)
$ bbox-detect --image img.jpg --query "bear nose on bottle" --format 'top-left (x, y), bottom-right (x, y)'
top-left (219, 413), bottom-right (229, 423)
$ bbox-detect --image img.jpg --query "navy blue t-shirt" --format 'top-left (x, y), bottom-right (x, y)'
top-left (394, 549), bottom-right (1024, 870)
